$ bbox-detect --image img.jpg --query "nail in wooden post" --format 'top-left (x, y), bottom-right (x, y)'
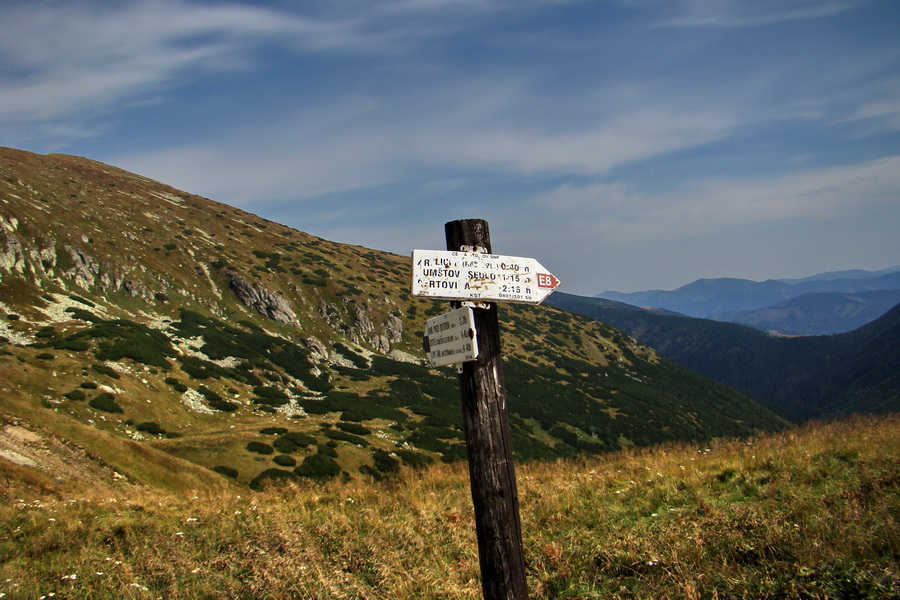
top-left (444, 219), bottom-right (529, 600)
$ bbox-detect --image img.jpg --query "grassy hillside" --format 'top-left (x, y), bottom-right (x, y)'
top-left (1, 414), bottom-right (896, 599)
top-left (1, 147), bottom-right (786, 493)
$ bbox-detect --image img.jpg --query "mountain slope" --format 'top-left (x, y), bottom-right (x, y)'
top-left (0, 147), bottom-right (786, 493)
top-left (546, 292), bottom-right (900, 421)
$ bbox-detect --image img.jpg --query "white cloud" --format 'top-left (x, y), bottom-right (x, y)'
top-left (432, 104), bottom-right (736, 175)
top-left (523, 155), bottom-right (900, 246)
top-left (0, 0), bottom-right (344, 126)
top-left (647, 0), bottom-right (864, 28)
top-left (113, 72), bottom-right (744, 214)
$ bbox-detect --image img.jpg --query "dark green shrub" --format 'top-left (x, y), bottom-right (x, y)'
top-left (176, 356), bottom-right (215, 380)
top-left (336, 422), bottom-right (371, 436)
top-left (406, 431), bottom-right (451, 454)
top-left (440, 444), bottom-right (468, 463)
top-left (213, 465), bottom-right (239, 478)
top-left (246, 441), bottom-right (274, 455)
top-left (63, 389), bottom-right (86, 401)
top-left (89, 393), bottom-right (123, 413)
top-left (273, 455), bottom-right (297, 467)
top-left (35, 353), bottom-right (55, 360)
top-left (372, 449), bottom-right (400, 475)
top-left (249, 468), bottom-right (297, 491)
top-left (66, 319), bottom-right (174, 368)
top-left (283, 432), bottom-right (316, 447)
top-left (35, 326), bottom-right (56, 338)
top-left (164, 377), bottom-right (188, 392)
top-left (300, 401), bottom-right (332, 415)
top-left (272, 432), bottom-right (316, 453)
top-left (395, 449), bottom-right (434, 468)
top-left (209, 399), bottom-right (239, 412)
top-left (333, 343), bottom-right (369, 369)
top-left (253, 385), bottom-right (289, 400)
top-left (54, 338), bottom-right (90, 351)
top-left (294, 453), bottom-right (341, 480)
top-left (91, 364), bottom-right (120, 379)
top-left (332, 365), bottom-right (371, 381)
top-left (260, 427), bottom-right (288, 435)
top-left (336, 409), bottom-right (366, 422)
top-left (252, 396), bottom-right (289, 407)
top-left (80, 381), bottom-right (98, 389)
top-left (342, 404), bottom-right (407, 423)
top-left (197, 385), bottom-right (222, 402)
top-left (318, 443), bottom-right (338, 457)
top-left (252, 385), bottom-right (290, 406)
top-left (136, 422), bottom-right (166, 435)
top-left (323, 429), bottom-right (369, 447)
top-left (298, 373), bottom-right (332, 394)
top-left (272, 437), bottom-right (300, 454)
top-left (302, 276), bottom-right (327, 287)
top-left (64, 307), bottom-right (101, 321)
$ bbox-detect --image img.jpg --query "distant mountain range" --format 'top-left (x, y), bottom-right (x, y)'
top-left (546, 292), bottom-right (900, 422)
top-left (597, 268), bottom-right (900, 335)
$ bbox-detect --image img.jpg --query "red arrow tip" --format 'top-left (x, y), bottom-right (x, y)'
top-left (537, 272), bottom-right (560, 289)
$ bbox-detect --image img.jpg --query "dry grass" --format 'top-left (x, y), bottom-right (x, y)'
top-left (2, 414), bottom-right (898, 599)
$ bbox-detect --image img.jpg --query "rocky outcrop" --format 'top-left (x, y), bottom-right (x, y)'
top-left (384, 314), bottom-right (403, 343)
top-left (0, 226), bottom-right (153, 299)
top-left (348, 303), bottom-right (404, 353)
top-left (0, 232), bottom-right (26, 276)
top-left (227, 272), bottom-right (298, 325)
top-left (64, 245), bottom-right (102, 290)
top-left (303, 336), bottom-right (329, 360)
top-left (60, 245), bottom-right (153, 300)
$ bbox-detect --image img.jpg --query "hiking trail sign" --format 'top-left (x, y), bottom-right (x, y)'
top-left (410, 220), bottom-right (561, 600)
top-left (411, 249), bottom-right (560, 304)
top-left (422, 306), bottom-right (479, 367)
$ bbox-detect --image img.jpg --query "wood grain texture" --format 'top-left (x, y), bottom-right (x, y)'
top-left (445, 219), bottom-right (529, 600)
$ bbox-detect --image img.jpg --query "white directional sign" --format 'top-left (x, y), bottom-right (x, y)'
top-left (412, 249), bottom-right (561, 304)
top-left (423, 306), bottom-right (479, 367)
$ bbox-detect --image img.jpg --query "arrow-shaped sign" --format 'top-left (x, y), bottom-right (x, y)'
top-left (411, 249), bottom-right (561, 304)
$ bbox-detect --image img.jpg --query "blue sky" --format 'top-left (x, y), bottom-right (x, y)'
top-left (2, 0), bottom-right (899, 295)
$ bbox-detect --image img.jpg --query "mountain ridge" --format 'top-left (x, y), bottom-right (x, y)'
top-left (0, 147), bottom-right (786, 494)
top-left (712, 289), bottom-right (900, 335)
top-left (546, 291), bottom-right (900, 421)
top-left (597, 268), bottom-right (900, 334)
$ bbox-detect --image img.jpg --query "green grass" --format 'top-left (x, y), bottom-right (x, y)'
top-left (1, 414), bottom-right (896, 599)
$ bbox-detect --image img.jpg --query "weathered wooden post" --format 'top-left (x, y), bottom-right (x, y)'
top-left (445, 219), bottom-right (528, 600)
top-left (412, 219), bottom-right (560, 600)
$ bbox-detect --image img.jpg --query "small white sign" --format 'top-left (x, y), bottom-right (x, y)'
top-left (412, 249), bottom-right (561, 304)
top-left (423, 306), bottom-right (479, 367)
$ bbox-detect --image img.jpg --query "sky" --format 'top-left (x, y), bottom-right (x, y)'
top-left (2, 0), bottom-right (899, 295)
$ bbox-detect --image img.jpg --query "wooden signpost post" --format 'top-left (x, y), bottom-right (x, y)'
top-left (412, 219), bottom-right (560, 600)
